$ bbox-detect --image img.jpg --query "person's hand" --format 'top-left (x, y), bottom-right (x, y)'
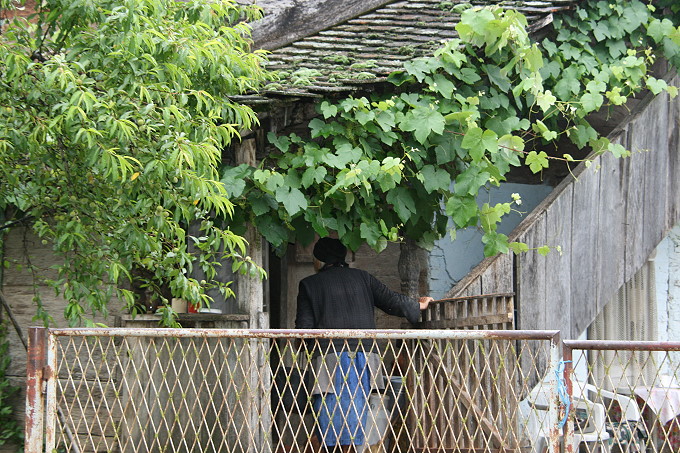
top-left (418, 296), bottom-right (433, 310)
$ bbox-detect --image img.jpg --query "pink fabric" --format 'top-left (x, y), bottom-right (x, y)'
top-left (634, 376), bottom-right (680, 425)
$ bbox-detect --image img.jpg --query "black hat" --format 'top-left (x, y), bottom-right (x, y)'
top-left (313, 237), bottom-right (347, 264)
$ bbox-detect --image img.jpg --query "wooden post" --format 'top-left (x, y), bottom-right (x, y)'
top-left (235, 137), bottom-right (266, 328)
top-left (235, 136), bottom-right (271, 453)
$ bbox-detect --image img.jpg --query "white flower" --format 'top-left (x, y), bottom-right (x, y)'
top-left (511, 193), bottom-right (522, 205)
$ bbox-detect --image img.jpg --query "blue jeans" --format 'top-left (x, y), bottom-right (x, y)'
top-left (313, 351), bottom-right (370, 446)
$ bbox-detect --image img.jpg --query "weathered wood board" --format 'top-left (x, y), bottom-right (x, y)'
top-left (544, 184), bottom-right (573, 334)
top-left (595, 142), bottom-right (627, 322)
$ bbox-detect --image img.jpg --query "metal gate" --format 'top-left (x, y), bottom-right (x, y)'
top-left (25, 327), bottom-right (563, 453)
top-left (563, 340), bottom-right (680, 453)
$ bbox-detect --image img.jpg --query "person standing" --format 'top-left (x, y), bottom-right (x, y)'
top-left (295, 237), bottom-right (432, 452)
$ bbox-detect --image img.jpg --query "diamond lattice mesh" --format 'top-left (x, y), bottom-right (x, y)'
top-left (48, 331), bottom-right (560, 453)
top-left (569, 345), bottom-right (680, 453)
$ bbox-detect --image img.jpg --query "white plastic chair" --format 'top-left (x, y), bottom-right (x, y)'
top-left (579, 383), bottom-right (641, 423)
top-left (578, 383), bottom-right (644, 452)
top-left (571, 394), bottom-right (611, 453)
top-left (522, 383), bottom-right (611, 453)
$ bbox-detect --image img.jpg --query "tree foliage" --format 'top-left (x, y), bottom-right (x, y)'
top-left (0, 0), bottom-right (269, 326)
top-left (222, 0), bottom-right (680, 256)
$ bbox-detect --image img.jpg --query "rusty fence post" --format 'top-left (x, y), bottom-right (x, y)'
top-left (548, 332), bottom-right (562, 453)
top-left (562, 341), bottom-right (575, 453)
top-left (25, 327), bottom-right (47, 453)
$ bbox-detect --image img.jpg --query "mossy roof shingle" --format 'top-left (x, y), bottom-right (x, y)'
top-left (242, 0), bottom-right (578, 101)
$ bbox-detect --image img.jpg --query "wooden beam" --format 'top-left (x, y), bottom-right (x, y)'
top-left (419, 313), bottom-right (513, 330)
top-left (250, 0), bottom-right (395, 51)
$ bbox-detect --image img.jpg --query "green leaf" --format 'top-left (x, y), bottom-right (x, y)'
top-left (386, 188), bottom-right (416, 223)
top-left (301, 166), bottom-right (327, 188)
top-left (375, 110), bottom-right (396, 132)
top-left (484, 64), bottom-right (512, 92)
top-left (480, 202), bottom-right (511, 231)
top-left (268, 132), bottom-right (290, 152)
top-left (461, 127), bottom-right (497, 161)
top-left (592, 21), bottom-right (611, 41)
top-left (431, 74), bottom-right (456, 98)
top-left (586, 80), bottom-right (606, 93)
top-left (360, 222), bottom-right (382, 247)
top-left (532, 120), bottom-right (557, 141)
top-left (458, 67), bottom-right (482, 84)
top-left (445, 195), bottom-right (478, 228)
top-left (646, 77), bottom-right (668, 95)
top-left (525, 151), bottom-right (549, 173)
top-left (444, 110), bottom-right (476, 124)
top-left (355, 110), bottom-right (375, 125)
top-left (220, 164), bottom-right (250, 198)
top-left (275, 186), bottom-right (308, 216)
top-left (482, 231), bottom-right (509, 256)
top-left (309, 118), bottom-right (327, 138)
top-left (606, 86), bottom-right (627, 105)
top-left (256, 216), bottom-right (289, 247)
top-left (403, 58), bottom-right (441, 82)
top-left (460, 127), bottom-right (483, 146)
top-left (419, 165), bottom-right (452, 193)
top-left (509, 242), bottom-right (530, 254)
top-left (387, 70), bottom-right (414, 86)
top-left (580, 91), bottom-right (604, 112)
top-left (589, 137), bottom-right (610, 155)
top-left (455, 167), bottom-right (490, 196)
top-left (400, 107), bottom-right (445, 144)
top-left (263, 171), bottom-right (285, 192)
top-left (524, 46), bottom-right (544, 72)
top-left (647, 18), bottom-right (675, 43)
top-left (250, 195), bottom-right (277, 216)
top-left (608, 142), bottom-right (630, 158)
top-left (554, 71), bottom-right (581, 100)
top-left (536, 90), bottom-right (556, 112)
top-left (498, 134), bottom-right (524, 153)
top-left (571, 124), bottom-right (598, 149)
top-left (319, 101), bottom-right (338, 119)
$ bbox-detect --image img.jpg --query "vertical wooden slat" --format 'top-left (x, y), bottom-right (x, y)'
top-left (517, 214), bottom-right (548, 332)
top-left (544, 184), bottom-right (573, 336)
top-left (569, 163), bottom-right (601, 336)
top-left (595, 142), bottom-right (628, 320)
top-left (667, 75), bottom-right (680, 226)
top-left (640, 87), bottom-right (671, 256)
top-left (623, 126), bottom-right (647, 284)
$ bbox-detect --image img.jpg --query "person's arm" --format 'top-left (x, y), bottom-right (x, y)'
top-left (418, 296), bottom-right (433, 310)
top-left (369, 273), bottom-right (431, 324)
top-left (295, 281), bottom-right (315, 329)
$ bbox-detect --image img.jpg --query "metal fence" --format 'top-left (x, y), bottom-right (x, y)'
top-left (563, 340), bottom-right (680, 453)
top-left (25, 327), bottom-right (563, 453)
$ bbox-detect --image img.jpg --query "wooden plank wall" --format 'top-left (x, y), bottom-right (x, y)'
top-left (446, 73), bottom-right (680, 340)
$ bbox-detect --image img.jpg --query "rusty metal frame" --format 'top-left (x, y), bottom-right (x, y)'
top-left (47, 327), bottom-right (560, 341)
top-left (29, 328), bottom-right (563, 453)
top-left (561, 339), bottom-right (680, 453)
top-left (564, 339), bottom-right (680, 351)
top-left (25, 327), bottom-right (47, 453)
top-left (562, 339), bottom-right (575, 453)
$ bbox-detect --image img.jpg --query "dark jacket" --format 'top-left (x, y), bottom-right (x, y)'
top-left (295, 266), bottom-right (421, 333)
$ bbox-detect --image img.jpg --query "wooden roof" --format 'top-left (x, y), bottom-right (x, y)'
top-left (249, 0), bottom-right (579, 100)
